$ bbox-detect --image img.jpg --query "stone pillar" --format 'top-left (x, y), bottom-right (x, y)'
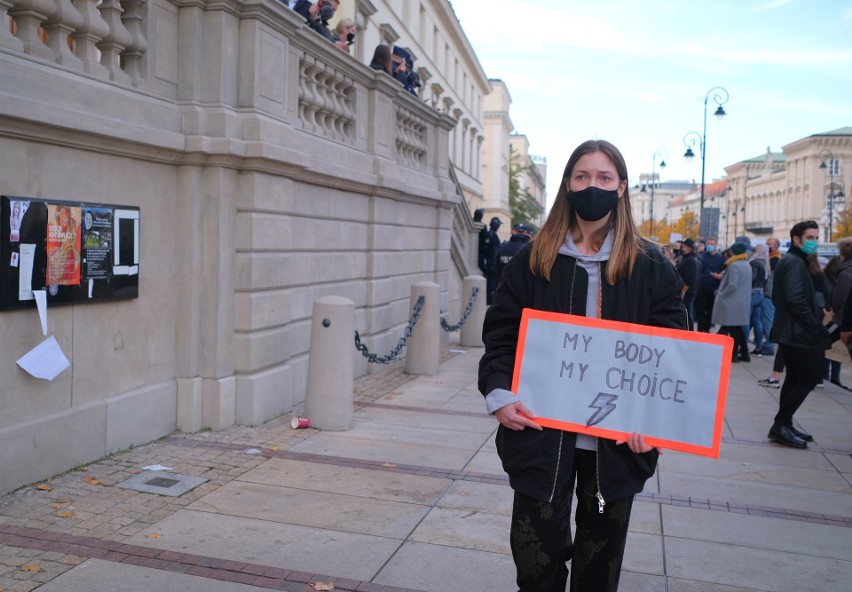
top-left (304, 296), bottom-right (355, 431)
top-left (405, 281), bottom-right (440, 375)
top-left (460, 275), bottom-right (486, 347)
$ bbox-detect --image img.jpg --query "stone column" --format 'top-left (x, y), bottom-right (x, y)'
top-left (460, 275), bottom-right (486, 347)
top-left (405, 281), bottom-right (440, 375)
top-left (304, 296), bottom-right (355, 430)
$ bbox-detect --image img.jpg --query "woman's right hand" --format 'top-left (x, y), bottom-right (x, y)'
top-left (494, 401), bottom-right (542, 431)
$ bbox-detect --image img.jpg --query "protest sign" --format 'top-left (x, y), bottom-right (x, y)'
top-left (511, 309), bottom-right (733, 458)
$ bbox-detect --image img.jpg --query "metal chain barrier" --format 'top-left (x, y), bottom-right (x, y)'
top-left (354, 295), bottom-right (425, 364)
top-left (440, 287), bottom-right (479, 332)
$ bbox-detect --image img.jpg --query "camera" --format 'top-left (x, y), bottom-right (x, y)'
top-left (346, 32), bottom-right (355, 46)
top-left (319, 0), bottom-right (334, 22)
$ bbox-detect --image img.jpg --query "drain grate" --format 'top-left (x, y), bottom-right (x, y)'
top-left (116, 471), bottom-right (208, 497)
top-left (145, 477), bottom-right (180, 488)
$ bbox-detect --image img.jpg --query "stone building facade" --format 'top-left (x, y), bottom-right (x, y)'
top-left (0, 0), bottom-right (485, 495)
top-left (725, 128), bottom-right (851, 244)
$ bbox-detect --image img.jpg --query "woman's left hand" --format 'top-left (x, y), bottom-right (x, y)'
top-left (616, 432), bottom-right (662, 454)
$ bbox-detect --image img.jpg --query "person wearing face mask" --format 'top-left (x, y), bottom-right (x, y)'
top-left (696, 238), bottom-right (725, 332)
top-left (479, 140), bottom-right (687, 591)
top-left (767, 220), bottom-right (831, 448)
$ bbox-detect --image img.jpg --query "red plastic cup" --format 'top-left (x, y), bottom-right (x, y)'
top-left (291, 416), bottom-right (311, 429)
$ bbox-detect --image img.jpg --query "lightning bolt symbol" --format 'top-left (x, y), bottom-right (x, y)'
top-left (586, 392), bottom-right (619, 427)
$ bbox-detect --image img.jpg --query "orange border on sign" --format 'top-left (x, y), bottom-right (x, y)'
top-left (510, 308), bottom-right (734, 458)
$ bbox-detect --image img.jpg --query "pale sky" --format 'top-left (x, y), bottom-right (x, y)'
top-left (450, 0), bottom-right (852, 211)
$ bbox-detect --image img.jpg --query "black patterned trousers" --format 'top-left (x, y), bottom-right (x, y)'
top-left (509, 449), bottom-right (634, 592)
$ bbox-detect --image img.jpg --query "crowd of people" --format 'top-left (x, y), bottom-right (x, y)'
top-left (658, 229), bottom-right (852, 449)
top-left (285, 0), bottom-right (421, 97)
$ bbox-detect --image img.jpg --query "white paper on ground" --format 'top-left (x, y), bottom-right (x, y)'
top-left (16, 336), bottom-right (70, 380)
top-left (142, 465), bottom-right (173, 472)
top-left (34, 290), bottom-right (47, 336)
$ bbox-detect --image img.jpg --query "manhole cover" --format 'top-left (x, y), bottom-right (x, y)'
top-left (145, 477), bottom-right (180, 488)
top-left (116, 471), bottom-right (208, 497)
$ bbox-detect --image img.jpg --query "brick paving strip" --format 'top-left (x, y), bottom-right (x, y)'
top-left (0, 524), bottom-right (421, 592)
top-left (166, 436), bottom-right (852, 528)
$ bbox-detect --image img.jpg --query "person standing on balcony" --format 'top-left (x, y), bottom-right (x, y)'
top-left (289, 0), bottom-right (338, 42)
top-left (479, 139), bottom-right (687, 591)
top-left (369, 44), bottom-right (392, 75)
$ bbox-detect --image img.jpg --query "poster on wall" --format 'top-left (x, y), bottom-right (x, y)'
top-left (0, 196), bottom-right (139, 311)
top-left (46, 204), bottom-right (82, 286)
top-left (82, 207), bottom-right (113, 280)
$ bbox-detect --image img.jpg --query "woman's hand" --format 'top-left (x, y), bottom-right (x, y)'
top-left (616, 432), bottom-right (662, 454)
top-left (494, 401), bottom-right (542, 431)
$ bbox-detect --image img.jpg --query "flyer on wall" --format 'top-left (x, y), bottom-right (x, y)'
top-left (46, 204), bottom-right (82, 286)
top-left (82, 207), bottom-right (113, 279)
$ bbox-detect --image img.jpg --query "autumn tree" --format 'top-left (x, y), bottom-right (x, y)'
top-left (508, 146), bottom-right (544, 230)
top-left (831, 209), bottom-right (852, 241)
top-left (670, 211), bottom-right (700, 241)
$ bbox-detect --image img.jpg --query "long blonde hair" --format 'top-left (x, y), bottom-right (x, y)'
top-left (529, 140), bottom-right (641, 284)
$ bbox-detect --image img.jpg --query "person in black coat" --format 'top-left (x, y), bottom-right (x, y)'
top-left (676, 237), bottom-right (701, 329)
top-left (768, 220), bottom-right (828, 448)
top-left (481, 216), bottom-right (502, 304)
top-left (479, 140), bottom-right (687, 591)
top-left (290, 0), bottom-right (338, 42)
top-left (496, 223), bottom-right (533, 279)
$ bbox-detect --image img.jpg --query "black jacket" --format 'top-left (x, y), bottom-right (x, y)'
top-left (479, 240), bottom-right (688, 504)
top-left (676, 251), bottom-right (701, 297)
top-left (770, 245), bottom-right (827, 349)
top-left (496, 235), bottom-right (530, 278)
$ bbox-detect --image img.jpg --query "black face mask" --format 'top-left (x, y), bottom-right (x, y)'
top-left (567, 186), bottom-right (619, 222)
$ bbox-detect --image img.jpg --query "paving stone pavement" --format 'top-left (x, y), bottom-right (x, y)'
top-left (0, 342), bottom-right (850, 592)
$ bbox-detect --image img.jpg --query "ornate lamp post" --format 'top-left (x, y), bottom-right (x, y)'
top-left (639, 149), bottom-right (667, 238)
top-left (683, 86), bottom-right (729, 239)
top-left (649, 149), bottom-right (667, 238)
top-left (819, 149), bottom-right (846, 241)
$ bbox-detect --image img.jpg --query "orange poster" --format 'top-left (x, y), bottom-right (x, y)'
top-left (46, 204), bottom-right (82, 286)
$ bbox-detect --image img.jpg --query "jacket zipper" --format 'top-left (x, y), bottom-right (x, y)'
top-left (549, 261), bottom-right (579, 503)
top-left (595, 262), bottom-right (605, 513)
top-left (595, 437), bottom-right (605, 513)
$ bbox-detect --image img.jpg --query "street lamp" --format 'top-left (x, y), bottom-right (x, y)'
top-left (649, 149), bottom-right (667, 238)
top-left (683, 86), bottom-right (729, 240)
top-left (819, 149), bottom-right (846, 241)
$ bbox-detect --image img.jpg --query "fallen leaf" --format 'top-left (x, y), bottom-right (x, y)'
top-left (128, 469), bottom-right (141, 475)
top-left (82, 476), bottom-right (101, 486)
top-left (269, 446), bottom-right (280, 452)
top-left (146, 533), bottom-right (162, 539)
top-left (51, 503), bottom-right (63, 509)
top-left (76, 466), bottom-right (90, 472)
top-left (21, 563), bottom-right (43, 573)
top-left (55, 511), bottom-right (75, 518)
top-left (311, 583), bottom-right (335, 591)
top-left (55, 498), bottom-right (72, 504)
top-left (35, 484), bottom-right (53, 491)
top-left (381, 463), bottom-right (396, 468)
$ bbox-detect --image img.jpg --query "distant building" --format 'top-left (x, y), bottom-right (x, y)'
top-left (725, 128), bottom-right (852, 243)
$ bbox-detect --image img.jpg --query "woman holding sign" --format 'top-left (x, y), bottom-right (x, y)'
top-left (479, 140), bottom-right (688, 591)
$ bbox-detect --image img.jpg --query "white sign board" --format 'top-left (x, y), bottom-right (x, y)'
top-left (512, 309), bottom-right (733, 457)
